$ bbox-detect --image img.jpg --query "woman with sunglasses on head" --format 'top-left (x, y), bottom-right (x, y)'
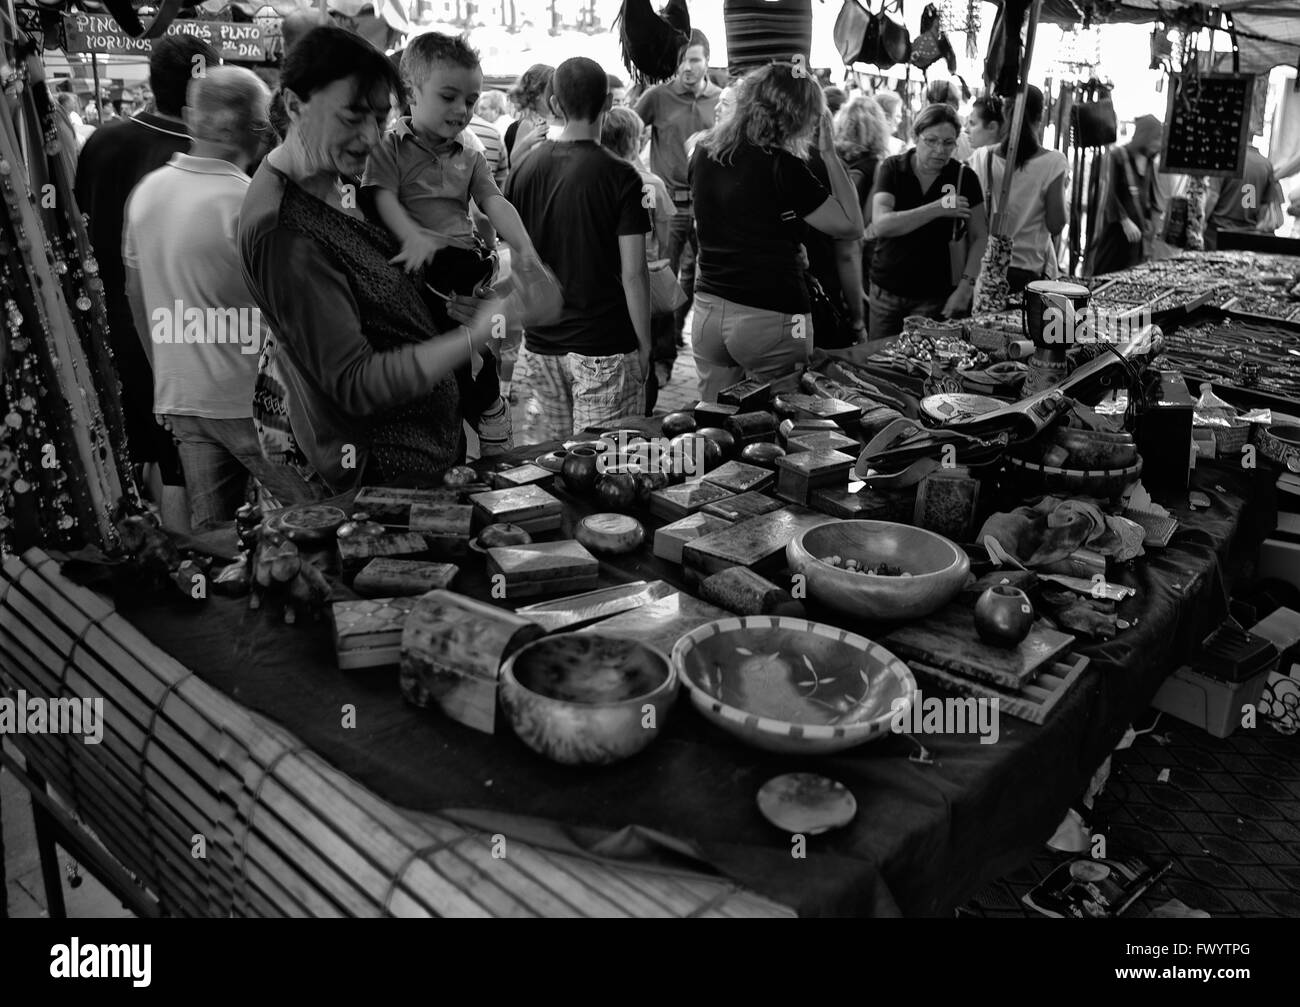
top-left (867, 103), bottom-right (988, 343)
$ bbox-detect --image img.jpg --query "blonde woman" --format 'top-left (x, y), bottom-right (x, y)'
top-left (834, 94), bottom-right (890, 287)
top-left (689, 63), bottom-right (863, 399)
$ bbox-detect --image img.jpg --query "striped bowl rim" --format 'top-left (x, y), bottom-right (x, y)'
top-left (670, 617), bottom-right (917, 743)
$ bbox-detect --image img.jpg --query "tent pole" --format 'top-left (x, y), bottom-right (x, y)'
top-left (991, 0), bottom-right (1043, 237)
top-left (91, 51), bottom-right (101, 124)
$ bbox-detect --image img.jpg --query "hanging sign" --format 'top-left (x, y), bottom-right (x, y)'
top-left (1161, 71), bottom-right (1253, 178)
top-left (62, 13), bottom-right (276, 63)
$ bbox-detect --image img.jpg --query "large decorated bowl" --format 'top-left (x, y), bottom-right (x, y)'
top-left (672, 617), bottom-right (916, 755)
top-left (499, 633), bottom-right (678, 766)
top-left (787, 520), bottom-right (970, 622)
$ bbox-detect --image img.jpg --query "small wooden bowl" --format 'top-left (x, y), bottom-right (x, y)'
top-left (500, 634), bottom-right (677, 766)
top-left (787, 520), bottom-right (970, 622)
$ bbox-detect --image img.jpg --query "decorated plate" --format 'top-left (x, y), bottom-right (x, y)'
top-left (671, 616), bottom-right (915, 755)
top-left (757, 774), bottom-right (857, 835)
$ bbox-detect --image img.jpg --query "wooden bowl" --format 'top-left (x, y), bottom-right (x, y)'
top-left (500, 634), bottom-right (678, 766)
top-left (1006, 455), bottom-right (1143, 499)
top-left (1258, 424), bottom-right (1300, 472)
top-left (671, 616), bottom-right (916, 754)
top-left (787, 520), bottom-right (970, 622)
top-left (1052, 427), bottom-right (1137, 469)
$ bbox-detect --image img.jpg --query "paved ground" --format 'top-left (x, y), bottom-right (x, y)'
top-left (2, 746), bottom-right (132, 918)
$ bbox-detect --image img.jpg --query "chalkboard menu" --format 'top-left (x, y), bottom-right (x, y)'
top-left (1161, 72), bottom-right (1254, 178)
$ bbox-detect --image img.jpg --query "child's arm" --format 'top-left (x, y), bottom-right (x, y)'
top-left (481, 192), bottom-right (538, 268)
top-left (372, 187), bottom-right (445, 272)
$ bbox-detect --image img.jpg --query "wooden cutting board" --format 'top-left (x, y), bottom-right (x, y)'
top-left (883, 604), bottom-right (1075, 691)
top-left (581, 592), bottom-right (731, 657)
top-left (908, 653), bottom-right (1090, 725)
top-left (514, 580), bottom-right (677, 632)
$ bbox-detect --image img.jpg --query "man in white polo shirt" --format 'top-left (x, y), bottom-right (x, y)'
top-left (124, 65), bottom-right (316, 530)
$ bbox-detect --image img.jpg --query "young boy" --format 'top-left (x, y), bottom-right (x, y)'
top-left (364, 33), bottom-right (539, 455)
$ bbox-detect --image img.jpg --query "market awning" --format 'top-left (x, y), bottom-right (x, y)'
top-left (1013, 1), bottom-right (1300, 74)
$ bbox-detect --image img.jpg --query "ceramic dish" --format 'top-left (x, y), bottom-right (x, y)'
top-left (672, 616), bottom-right (916, 755)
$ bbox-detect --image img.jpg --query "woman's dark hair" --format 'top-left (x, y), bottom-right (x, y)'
top-left (911, 102), bottom-right (961, 140)
top-left (280, 26), bottom-right (402, 104)
top-left (971, 94), bottom-right (1004, 132)
top-left (149, 34), bottom-right (221, 116)
top-left (509, 63), bottom-right (555, 115)
top-left (999, 85), bottom-right (1044, 171)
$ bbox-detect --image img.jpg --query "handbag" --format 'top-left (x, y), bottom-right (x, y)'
top-left (875, 1), bottom-right (912, 69)
top-left (910, 3), bottom-right (956, 74)
top-left (647, 258), bottom-right (688, 315)
top-left (834, 0), bottom-right (873, 66)
top-left (1071, 78), bottom-right (1117, 148)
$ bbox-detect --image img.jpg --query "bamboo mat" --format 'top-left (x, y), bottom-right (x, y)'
top-left (0, 548), bottom-right (793, 918)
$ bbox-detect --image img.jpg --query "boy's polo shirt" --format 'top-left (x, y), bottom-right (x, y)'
top-left (362, 117), bottom-right (498, 240)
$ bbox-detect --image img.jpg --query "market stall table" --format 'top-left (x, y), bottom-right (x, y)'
top-left (2, 440), bottom-right (1269, 917)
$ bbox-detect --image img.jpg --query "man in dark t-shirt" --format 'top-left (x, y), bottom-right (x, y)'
top-left (504, 57), bottom-right (651, 440)
top-left (74, 34), bottom-right (220, 529)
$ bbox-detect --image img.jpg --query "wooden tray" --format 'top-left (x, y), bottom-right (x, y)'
top-left (882, 605), bottom-right (1075, 692)
top-left (907, 653), bottom-right (1091, 725)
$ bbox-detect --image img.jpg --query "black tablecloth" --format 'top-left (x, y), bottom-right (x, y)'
top-left (104, 459), bottom-right (1269, 917)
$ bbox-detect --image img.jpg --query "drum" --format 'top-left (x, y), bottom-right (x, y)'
top-left (1024, 280), bottom-right (1090, 352)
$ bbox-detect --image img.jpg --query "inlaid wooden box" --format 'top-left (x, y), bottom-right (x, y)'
top-left (485, 540), bottom-right (600, 599)
top-left (470, 485), bottom-right (563, 534)
top-left (774, 449), bottom-right (856, 505)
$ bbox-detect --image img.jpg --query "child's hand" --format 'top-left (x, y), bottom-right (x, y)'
top-left (389, 230), bottom-right (444, 272)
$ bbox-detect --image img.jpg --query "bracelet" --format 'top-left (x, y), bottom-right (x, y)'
top-left (960, 273), bottom-right (978, 285)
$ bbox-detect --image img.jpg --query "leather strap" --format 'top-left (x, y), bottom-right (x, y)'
top-left (99, 0), bottom-right (185, 40)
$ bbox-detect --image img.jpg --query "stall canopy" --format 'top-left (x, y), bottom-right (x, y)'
top-left (1023, 1), bottom-right (1300, 75)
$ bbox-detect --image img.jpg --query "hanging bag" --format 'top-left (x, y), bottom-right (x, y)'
top-left (834, 0), bottom-right (875, 66)
top-left (910, 3), bottom-right (956, 75)
top-left (874, 0), bottom-right (912, 70)
top-left (1071, 78), bottom-right (1117, 148)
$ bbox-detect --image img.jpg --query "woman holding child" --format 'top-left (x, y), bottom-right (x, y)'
top-left (240, 27), bottom-right (516, 493)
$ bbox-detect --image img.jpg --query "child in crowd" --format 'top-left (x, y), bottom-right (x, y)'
top-left (364, 32), bottom-right (541, 456)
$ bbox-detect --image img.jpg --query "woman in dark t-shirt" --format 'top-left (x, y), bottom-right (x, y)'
top-left (689, 63), bottom-right (864, 400)
top-left (868, 103), bottom-right (988, 343)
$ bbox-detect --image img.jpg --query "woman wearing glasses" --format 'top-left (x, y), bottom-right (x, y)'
top-left (867, 103), bottom-right (988, 342)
